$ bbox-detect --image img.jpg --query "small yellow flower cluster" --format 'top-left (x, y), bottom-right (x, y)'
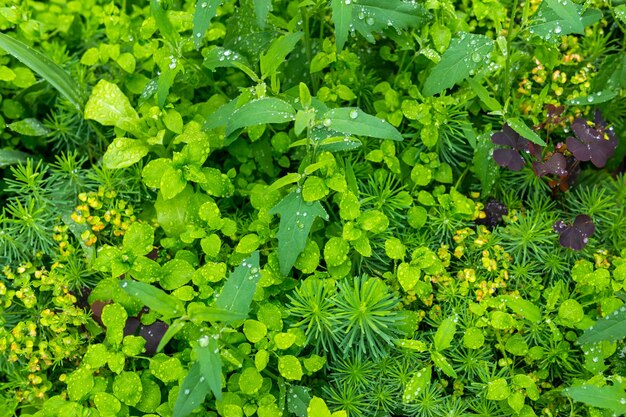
top-left (70, 187), bottom-right (136, 247)
top-left (0, 262), bottom-right (89, 403)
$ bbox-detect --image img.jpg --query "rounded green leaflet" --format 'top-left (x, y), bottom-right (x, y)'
top-left (94, 392), bottom-right (121, 415)
top-left (239, 367), bottom-right (264, 394)
top-left (463, 327), bottom-right (485, 349)
top-left (407, 206), bottom-right (428, 229)
top-left (385, 237), bottom-right (406, 260)
top-left (324, 237), bottom-right (350, 267)
top-left (302, 176), bottom-right (329, 201)
top-left (303, 354), bottom-right (326, 373)
top-left (66, 367), bottom-right (94, 402)
top-left (274, 332), bottom-right (296, 349)
top-left (244, 319), bottom-right (268, 343)
top-left (135, 375), bottom-right (162, 413)
top-left (486, 378), bottom-right (510, 401)
top-left (278, 355), bottom-right (303, 381)
top-left (411, 163), bottom-right (432, 186)
top-left (255, 350), bottom-right (269, 371)
top-left (113, 371), bottom-right (143, 406)
top-left (236, 233), bottom-right (260, 253)
top-left (558, 299), bottom-right (584, 323)
top-left (150, 356), bottom-right (185, 383)
top-left (257, 303), bottom-right (283, 331)
top-left (160, 258), bottom-right (195, 290)
top-left (491, 311), bottom-right (516, 330)
top-left (294, 240), bottom-right (320, 274)
top-left (505, 333), bottom-right (529, 356)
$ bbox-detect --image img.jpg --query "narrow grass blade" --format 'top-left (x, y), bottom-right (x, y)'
top-left (0, 33), bottom-right (83, 111)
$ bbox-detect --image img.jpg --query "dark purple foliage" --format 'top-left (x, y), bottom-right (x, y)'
top-left (553, 215), bottom-right (595, 250)
top-left (476, 199), bottom-right (508, 229)
top-left (139, 321), bottom-right (169, 354)
top-left (491, 124), bottom-right (531, 171)
top-left (124, 317), bottom-right (141, 336)
top-left (566, 112), bottom-right (617, 168)
top-left (533, 153), bottom-right (567, 177)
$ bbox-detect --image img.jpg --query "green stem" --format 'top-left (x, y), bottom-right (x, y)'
top-left (502, 0), bottom-right (520, 102)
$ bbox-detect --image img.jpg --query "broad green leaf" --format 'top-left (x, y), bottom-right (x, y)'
top-left (193, 0), bottom-right (221, 48)
top-left (473, 133), bottom-right (499, 196)
top-left (278, 355), bottom-right (303, 380)
top-left (8, 118), bottom-right (51, 136)
top-left (103, 138), bottom-right (150, 169)
top-left (564, 385), bottom-right (626, 414)
top-left (423, 33), bottom-right (494, 96)
top-left (123, 222), bottom-right (155, 257)
top-left (0, 148), bottom-right (30, 167)
top-left (506, 117), bottom-right (546, 146)
top-left (113, 372), bottom-right (142, 406)
top-left (102, 303), bottom-right (127, 347)
top-left (288, 386), bottom-right (311, 417)
top-left (260, 32), bottom-right (303, 79)
top-left (188, 304), bottom-right (247, 323)
top-left (151, 0), bottom-right (180, 47)
top-left (268, 173), bottom-right (302, 193)
top-left (196, 336), bottom-right (222, 401)
top-left (433, 316), bottom-right (457, 351)
top-left (578, 306), bottom-right (626, 345)
top-left (331, 0), bottom-right (352, 52)
top-left (119, 280), bottom-right (185, 319)
top-left (214, 252), bottom-right (261, 317)
top-left (254, 0), bottom-right (272, 29)
top-left (156, 66), bottom-right (179, 108)
top-left (467, 78), bottom-right (502, 112)
top-left (66, 367), bottom-right (94, 402)
top-left (403, 367), bottom-right (432, 403)
top-left (529, 0), bottom-right (601, 41)
top-left (172, 361), bottom-right (211, 417)
top-left (615, 5), bottom-right (626, 25)
top-left (269, 190), bottom-right (329, 275)
top-left (203, 47), bottom-right (257, 81)
top-left (486, 378), bottom-right (510, 401)
top-left (499, 295), bottom-right (542, 323)
top-left (226, 98), bottom-right (296, 136)
top-left (320, 108), bottom-right (403, 141)
top-left (318, 136), bottom-right (362, 153)
top-left (430, 351), bottom-right (457, 378)
top-left (155, 185), bottom-right (195, 237)
top-left (85, 80), bottom-right (141, 135)
top-left (567, 90), bottom-right (618, 105)
top-left (0, 33), bottom-right (84, 110)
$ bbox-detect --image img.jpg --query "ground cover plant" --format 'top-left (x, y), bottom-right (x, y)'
top-left (1, 0), bottom-right (626, 416)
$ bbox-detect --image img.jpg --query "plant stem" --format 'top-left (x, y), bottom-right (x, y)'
top-left (502, 0), bottom-right (520, 102)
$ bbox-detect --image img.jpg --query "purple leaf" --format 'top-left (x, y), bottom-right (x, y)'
top-left (493, 148), bottom-right (525, 171)
top-left (566, 114), bottom-right (618, 168)
top-left (533, 153), bottom-right (567, 177)
top-left (553, 215), bottom-right (595, 250)
top-left (139, 321), bottom-right (169, 354)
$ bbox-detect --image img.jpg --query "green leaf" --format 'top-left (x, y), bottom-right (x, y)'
top-left (119, 280), bottom-right (185, 319)
top-left (193, 0), bottom-right (221, 48)
top-left (196, 336), bottom-right (223, 401)
top-left (0, 33), bottom-right (84, 111)
top-left (278, 355), bottom-right (303, 380)
top-left (506, 117), bottom-right (546, 146)
top-left (423, 33), bottom-right (494, 96)
top-left (214, 252), bottom-right (261, 317)
top-left (467, 78), bottom-right (502, 112)
top-left (615, 5), bottom-right (626, 25)
top-left (254, 0), bottom-right (272, 29)
top-left (226, 98), bottom-right (296, 136)
top-left (172, 361), bottom-right (211, 417)
top-left (103, 138), bottom-right (150, 169)
top-left (188, 304), bottom-right (247, 323)
top-left (288, 386), bottom-right (312, 417)
top-left (578, 306), bottom-right (626, 345)
top-left (486, 378), bottom-right (510, 401)
top-left (66, 367), bottom-right (94, 402)
top-left (0, 148), bottom-right (31, 167)
top-left (529, 0), bottom-right (601, 41)
top-left (151, 0), bottom-right (180, 47)
top-left (260, 32), bottom-right (303, 79)
top-left (331, 0), bottom-right (352, 52)
top-left (8, 118), bottom-right (51, 136)
top-left (113, 372), bottom-right (142, 406)
top-left (123, 222), bottom-right (155, 257)
top-left (564, 385), bottom-right (626, 414)
top-left (157, 319), bottom-right (187, 353)
top-left (499, 295), bottom-right (542, 323)
top-left (433, 316), bottom-right (457, 351)
top-left (567, 90), bottom-right (618, 105)
top-left (430, 351), bottom-right (457, 378)
top-left (321, 107), bottom-right (403, 141)
top-left (269, 190), bottom-right (329, 275)
top-left (203, 47), bottom-right (257, 81)
top-left (155, 185), bottom-right (195, 237)
top-left (85, 80), bottom-right (141, 135)
top-left (156, 66), bottom-right (179, 108)
top-left (473, 133), bottom-right (500, 196)
top-left (403, 367), bottom-right (432, 403)
top-left (102, 303), bottom-right (128, 347)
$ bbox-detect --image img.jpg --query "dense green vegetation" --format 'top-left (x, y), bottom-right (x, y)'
top-left (1, 0), bottom-right (626, 416)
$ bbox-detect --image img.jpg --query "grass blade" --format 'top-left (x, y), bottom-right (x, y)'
top-left (0, 33), bottom-right (84, 111)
